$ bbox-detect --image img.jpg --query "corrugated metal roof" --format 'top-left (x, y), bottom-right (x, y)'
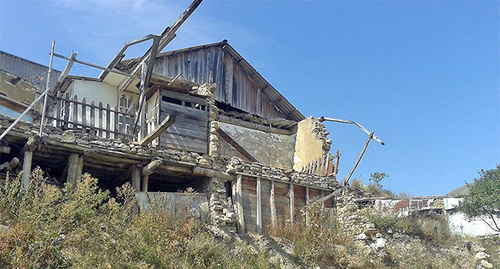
top-left (0, 50), bottom-right (61, 90)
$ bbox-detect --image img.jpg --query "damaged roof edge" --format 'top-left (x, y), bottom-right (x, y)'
top-left (220, 42), bottom-right (305, 122)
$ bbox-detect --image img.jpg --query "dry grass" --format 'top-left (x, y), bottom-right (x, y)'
top-left (0, 169), bottom-right (275, 268)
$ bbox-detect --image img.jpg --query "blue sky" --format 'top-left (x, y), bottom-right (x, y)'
top-left (1, 0), bottom-right (498, 196)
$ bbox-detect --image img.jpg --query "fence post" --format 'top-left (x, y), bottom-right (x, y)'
top-left (72, 95), bottom-right (78, 130)
top-left (63, 93), bottom-right (70, 129)
top-left (90, 100), bottom-right (95, 136)
top-left (81, 98), bottom-right (87, 134)
top-left (106, 104), bottom-right (111, 139)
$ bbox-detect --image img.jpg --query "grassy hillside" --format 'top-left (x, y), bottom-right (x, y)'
top-left (0, 169), bottom-right (498, 268)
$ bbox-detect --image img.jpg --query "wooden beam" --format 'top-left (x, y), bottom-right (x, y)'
top-left (142, 159), bottom-right (162, 176)
top-left (216, 128), bottom-right (258, 162)
top-left (345, 131), bottom-right (374, 185)
top-left (235, 175), bottom-right (245, 234)
top-left (216, 114), bottom-right (295, 135)
top-left (139, 114), bottom-right (176, 146)
top-left (256, 177), bottom-right (262, 234)
top-left (270, 181), bottom-right (277, 227)
top-left (118, 0), bottom-right (203, 92)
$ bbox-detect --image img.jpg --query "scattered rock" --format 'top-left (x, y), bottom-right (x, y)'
top-left (356, 233), bottom-right (368, 240)
top-left (372, 238), bottom-right (387, 249)
top-left (480, 259), bottom-right (493, 269)
top-left (61, 130), bottom-right (76, 143)
top-left (476, 251), bottom-right (490, 260)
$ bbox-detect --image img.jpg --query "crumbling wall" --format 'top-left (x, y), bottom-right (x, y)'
top-left (135, 192), bottom-right (209, 220)
top-left (293, 117), bottom-right (331, 174)
top-left (218, 122), bottom-right (296, 169)
top-left (0, 70), bottom-right (38, 106)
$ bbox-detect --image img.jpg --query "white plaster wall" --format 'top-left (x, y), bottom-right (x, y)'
top-left (71, 80), bottom-right (117, 106)
top-left (444, 198), bottom-right (500, 237)
top-left (219, 122), bottom-right (296, 169)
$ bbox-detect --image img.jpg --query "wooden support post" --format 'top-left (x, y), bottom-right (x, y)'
top-left (305, 186), bottom-right (310, 226)
top-left (76, 155), bottom-right (84, 181)
top-left (142, 175), bottom-right (149, 192)
top-left (270, 180), bottom-right (277, 227)
top-left (320, 190), bottom-right (325, 209)
top-left (21, 136), bottom-right (40, 189)
top-left (289, 182), bottom-right (295, 224)
top-left (21, 151), bottom-right (33, 189)
top-left (67, 153), bottom-right (79, 186)
top-left (256, 177), bottom-right (262, 234)
top-left (131, 166), bottom-right (141, 191)
top-left (235, 175), bottom-right (245, 234)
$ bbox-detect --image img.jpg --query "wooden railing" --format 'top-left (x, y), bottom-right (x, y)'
top-left (46, 94), bottom-right (136, 139)
top-left (300, 150), bottom-right (340, 176)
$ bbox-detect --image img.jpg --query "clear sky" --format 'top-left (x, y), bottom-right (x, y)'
top-left (1, 0), bottom-right (498, 196)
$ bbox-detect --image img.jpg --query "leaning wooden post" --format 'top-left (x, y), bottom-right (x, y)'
top-left (270, 181), bottom-right (277, 227)
top-left (289, 182), bottom-right (295, 224)
top-left (235, 175), bottom-right (245, 234)
top-left (256, 177), bottom-right (262, 234)
top-left (344, 131), bottom-right (374, 186)
top-left (67, 153), bottom-right (80, 186)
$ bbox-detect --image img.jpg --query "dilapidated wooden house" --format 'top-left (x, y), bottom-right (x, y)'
top-left (1, 36), bottom-right (341, 234)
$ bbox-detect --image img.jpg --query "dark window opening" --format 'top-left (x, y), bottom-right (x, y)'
top-left (215, 101), bottom-right (246, 114)
top-left (147, 174), bottom-right (211, 194)
top-left (225, 181), bottom-right (233, 204)
top-left (162, 96), bottom-right (182, 105)
top-left (162, 96), bottom-right (206, 111)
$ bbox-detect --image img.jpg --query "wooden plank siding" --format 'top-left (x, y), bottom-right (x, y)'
top-left (238, 176), bottom-right (335, 233)
top-left (152, 44), bottom-right (288, 120)
top-left (158, 91), bottom-right (209, 154)
top-left (241, 177), bottom-right (258, 232)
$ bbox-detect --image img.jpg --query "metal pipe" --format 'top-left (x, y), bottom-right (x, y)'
top-left (39, 41), bottom-right (55, 136)
top-left (52, 53), bottom-right (139, 79)
top-left (318, 116), bottom-right (385, 145)
top-left (0, 87), bottom-right (50, 141)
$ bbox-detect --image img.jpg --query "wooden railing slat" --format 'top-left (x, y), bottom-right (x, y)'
top-left (81, 97), bottom-right (87, 134)
top-left (46, 95), bottom-right (135, 139)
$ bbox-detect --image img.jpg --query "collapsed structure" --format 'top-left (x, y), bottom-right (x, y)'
top-left (0, 35), bottom-right (342, 235)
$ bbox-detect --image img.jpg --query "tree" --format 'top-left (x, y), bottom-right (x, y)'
top-left (460, 164), bottom-right (500, 232)
top-left (369, 172), bottom-right (388, 189)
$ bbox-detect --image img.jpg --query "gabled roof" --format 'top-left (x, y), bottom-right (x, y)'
top-left (112, 41), bottom-right (305, 122)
